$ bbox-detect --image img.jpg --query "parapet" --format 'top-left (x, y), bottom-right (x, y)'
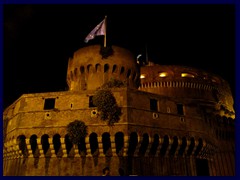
top-left (139, 64), bottom-right (235, 118)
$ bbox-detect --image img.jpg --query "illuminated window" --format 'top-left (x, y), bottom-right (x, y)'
top-left (140, 74), bottom-right (146, 79)
top-left (181, 73), bottom-right (194, 78)
top-left (211, 79), bottom-right (217, 82)
top-left (159, 72), bottom-right (168, 77)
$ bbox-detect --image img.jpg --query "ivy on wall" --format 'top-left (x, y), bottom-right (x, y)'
top-left (67, 120), bottom-right (88, 144)
top-left (93, 78), bottom-right (125, 125)
top-left (101, 78), bottom-right (126, 89)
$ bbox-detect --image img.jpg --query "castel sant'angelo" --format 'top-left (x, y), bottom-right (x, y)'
top-left (3, 45), bottom-right (235, 176)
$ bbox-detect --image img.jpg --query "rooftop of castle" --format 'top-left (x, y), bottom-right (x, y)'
top-left (69, 45), bottom-right (136, 65)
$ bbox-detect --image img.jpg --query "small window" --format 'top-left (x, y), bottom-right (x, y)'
top-left (44, 98), bottom-right (55, 110)
top-left (181, 73), bottom-right (194, 78)
top-left (140, 74), bottom-right (146, 79)
top-left (159, 72), bottom-right (168, 77)
top-left (177, 103), bottom-right (184, 115)
top-left (211, 79), bottom-right (217, 82)
top-left (89, 96), bottom-right (96, 107)
top-left (150, 99), bottom-right (158, 111)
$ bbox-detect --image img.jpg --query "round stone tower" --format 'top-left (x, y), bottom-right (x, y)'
top-left (3, 46), bottom-right (235, 176)
top-left (139, 63), bottom-right (235, 119)
top-left (66, 45), bottom-right (140, 91)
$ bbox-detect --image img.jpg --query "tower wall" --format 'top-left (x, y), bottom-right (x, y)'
top-left (3, 88), bottom-right (235, 176)
top-left (67, 45), bottom-right (140, 91)
top-left (3, 46), bottom-right (235, 176)
top-left (139, 64), bottom-right (235, 119)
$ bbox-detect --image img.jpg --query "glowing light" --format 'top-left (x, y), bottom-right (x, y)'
top-left (140, 74), bottom-right (146, 79)
top-left (159, 72), bottom-right (168, 77)
top-left (137, 54), bottom-right (142, 59)
top-left (181, 73), bottom-right (194, 78)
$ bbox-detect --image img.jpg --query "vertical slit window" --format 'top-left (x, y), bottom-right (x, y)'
top-left (89, 96), bottom-right (96, 107)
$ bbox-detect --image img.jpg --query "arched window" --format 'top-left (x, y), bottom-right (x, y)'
top-left (149, 134), bottom-right (159, 156)
top-left (127, 132), bottom-right (138, 176)
top-left (112, 65), bottom-right (117, 73)
top-left (127, 132), bottom-right (138, 156)
top-left (53, 134), bottom-right (62, 157)
top-left (41, 134), bottom-right (50, 156)
top-left (138, 133), bottom-right (149, 156)
top-left (78, 137), bottom-right (87, 156)
top-left (160, 135), bottom-right (169, 156)
top-left (194, 138), bottom-right (203, 156)
top-left (74, 68), bottom-right (78, 77)
top-left (65, 134), bottom-right (73, 156)
top-left (89, 133), bottom-right (99, 155)
top-left (104, 64), bottom-right (109, 73)
top-left (17, 135), bottom-right (28, 157)
top-left (80, 66), bottom-right (85, 74)
top-left (178, 137), bottom-right (187, 156)
top-left (187, 137), bottom-right (195, 156)
top-left (95, 64), bottom-right (101, 72)
top-left (30, 135), bottom-right (39, 157)
top-left (102, 132), bottom-right (112, 156)
top-left (115, 132), bottom-right (124, 155)
top-left (169, 136), bottom-right (178, 156)
top-left (87, 64), bottom-right (93, 73)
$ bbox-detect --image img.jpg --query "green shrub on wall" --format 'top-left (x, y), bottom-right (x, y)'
top-left (101, 78), bottom-right (126, 89)
top-left (67, 120), bottom-right (88, 144)
top-left (93, 78), bottom-right (124, 125)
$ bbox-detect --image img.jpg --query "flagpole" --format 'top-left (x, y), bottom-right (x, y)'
top-left (104, 16), bottom-right (107, 47)
top-left (145, 44), bottom-right (149, 65)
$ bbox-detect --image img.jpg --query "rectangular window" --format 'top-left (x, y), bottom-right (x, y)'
top-left (177, 103), bottom-right (184, 115)
top-left (150, 99), bottom-right (158, 111)
top-left (89, 96), bottom-right (96, 107)
top-left (44, 98), bottom-right (55, 110)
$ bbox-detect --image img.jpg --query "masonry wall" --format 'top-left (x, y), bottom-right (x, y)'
top-left (3, 88), bottom-right (235, 176)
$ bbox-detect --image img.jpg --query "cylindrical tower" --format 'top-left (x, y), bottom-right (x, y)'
top-left (66, 45), bottom-right (140, 91)
top-left (139, 63), bottom-right (235, 119)
top-left (3, 46), bottom-right (235, 176)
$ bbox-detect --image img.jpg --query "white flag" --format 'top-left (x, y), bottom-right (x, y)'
top-left (84, 19), bottom-right (106, 43)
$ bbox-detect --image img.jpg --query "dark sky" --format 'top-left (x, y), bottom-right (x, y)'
top-left (4, 4), bottom-right (235, 109)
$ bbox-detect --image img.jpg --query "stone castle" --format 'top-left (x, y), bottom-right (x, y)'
top-left (3, 45), bottom-right (235, 176)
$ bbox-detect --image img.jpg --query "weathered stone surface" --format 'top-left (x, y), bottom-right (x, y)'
top-left (3, 45), bottom-right (235, 176)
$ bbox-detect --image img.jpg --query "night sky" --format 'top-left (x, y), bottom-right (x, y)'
top-left (3, 4), bottom-right (235, 109)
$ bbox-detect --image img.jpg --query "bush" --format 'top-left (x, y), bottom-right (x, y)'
top-left (67, 120), bottom-right (88, 144)
top-left (101, 78), bottom-right (126, 89)
top-left (93, 79), bottom-right (123, 125)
